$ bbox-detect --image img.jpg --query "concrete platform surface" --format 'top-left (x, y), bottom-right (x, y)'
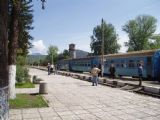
top-left (10, 68), bottom-right (160, 120)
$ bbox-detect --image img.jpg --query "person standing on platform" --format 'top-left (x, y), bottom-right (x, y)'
top-left (138, 63), bottom-right (143, 86)
top-left (91, 65), bottom-right (101, 86)
top-left (54, 64), bottom-right (57, 74)
top-left (47, 63), bottom-right (51, 75)
top-left (98, 64), bottom-right (102, 77)
top-left (51, 64), bottom-right (54, 73)
top-left (109, 64), bottom-right (116, 79)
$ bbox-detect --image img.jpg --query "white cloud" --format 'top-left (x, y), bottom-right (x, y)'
top-left (118, 34), bottom-right (128, 53)
top-left (28, 50), bottom-right (32, 55)
top-left (69, 36), bottom-right (91, 52)
top-left (31, 40), bottom-right (47, 54)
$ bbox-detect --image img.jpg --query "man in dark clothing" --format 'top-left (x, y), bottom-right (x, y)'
top-left (109, 64), bottom-right (116, 79)
top-left (47, 63), bottom-right (51, 75)
top-left (138, 63), bottom-right (143, 86)
top-left (98, 64), bottom-right (102, 77)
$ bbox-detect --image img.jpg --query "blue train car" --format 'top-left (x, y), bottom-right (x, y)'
top-left (69, 56), bottom-right (100, 72)
top-left (57, 59), bottom-right (70, 71)
top-left (57, 49), bottom-right (160, 80)
top-left (103, 49), bottom-right (160, 80)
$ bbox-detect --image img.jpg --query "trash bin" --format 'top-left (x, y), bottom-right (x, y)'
top-left (39, 82), bottom-right (48, 94)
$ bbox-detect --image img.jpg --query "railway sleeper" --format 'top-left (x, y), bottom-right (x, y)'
top-left (135, 90), bottom-right (160, 98)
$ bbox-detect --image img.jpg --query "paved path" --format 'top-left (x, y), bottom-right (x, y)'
top-left (10, 68), bottom-right (160, 120)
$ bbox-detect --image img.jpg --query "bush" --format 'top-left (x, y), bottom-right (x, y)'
top-left (16, 65), bottom-right (30, 83)
top-left (16, 82), bottom-right (35, 88)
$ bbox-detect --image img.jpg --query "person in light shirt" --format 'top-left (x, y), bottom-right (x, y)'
top-left (91, 64), bottom-right (101, 86)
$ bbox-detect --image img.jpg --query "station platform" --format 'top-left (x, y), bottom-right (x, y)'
top-left (10, 68), bottom-right (160, 120)
top-left (31, 66), bottom-right (160, 96)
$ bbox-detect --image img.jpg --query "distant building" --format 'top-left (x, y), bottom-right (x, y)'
top-left (69, 44), bottom-right (89, 59)
top-left (69, 44), bottom-right (76, 59)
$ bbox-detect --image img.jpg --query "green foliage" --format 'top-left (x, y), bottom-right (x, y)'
top-left (16, 82), bottom-right (35, 88)
top-left (9, 94), bottom-right (48, 109)
top-left (46, 45), bottom-right (58, 64)
top-left (17, 0), bottom-right (34, 56)
top-left (149, 34), bottom-right (160, 49)
top-left (16, 55), bottom-right (26, 66)
top-left (16, 65), bottom-right (30, 83)
top-left (90, 19), bottom-right (120, 55)
top-left (57, 49), bottom-right (70, 60)
top-left (8, 0), bottom-right (34, 57)
top-left (123, 15), bottom-right (158, 51)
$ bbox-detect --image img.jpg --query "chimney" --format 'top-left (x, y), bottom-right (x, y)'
top-left (69, 44), bottom-right (76, 59)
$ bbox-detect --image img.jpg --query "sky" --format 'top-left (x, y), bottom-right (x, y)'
top-left (30, 0), bottom-right (160, 55)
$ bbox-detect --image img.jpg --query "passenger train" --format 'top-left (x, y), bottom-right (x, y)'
top-left (57, 49), bottom-right (160, 81)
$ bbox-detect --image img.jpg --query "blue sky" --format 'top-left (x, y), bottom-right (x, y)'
top-left (30, 0), bottom-right (160, 54)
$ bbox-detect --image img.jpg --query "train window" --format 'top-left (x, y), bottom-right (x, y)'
top-left (111, 60), bottom-right (114, 63)
top-left (137, 60), bottom-right (144, 67)
top-left (128, 60), bottom-right (135, 68)
top-left (105, 61), bottom-right (108, 67)
top-left (137, 60), bottom-right (140, 67)
top-left (147, 57), bottom-right (152, 65)
top-left (88, 64), bottom-right (91, 66)
top-left (121, 64), bottom-right (123, 67)
top-left (123, 63), bottom-right (127, 68)
top-left (116, 63), bottom-right (119, 67)
top-left (121, 60), bottom-right (124, 68)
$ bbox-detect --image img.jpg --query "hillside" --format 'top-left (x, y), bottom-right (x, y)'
top-left (27, 54), bottom-right (47, 64)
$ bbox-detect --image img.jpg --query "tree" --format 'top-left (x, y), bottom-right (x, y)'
top-left (63, 49), bottom-right (70, 59)
top-left (8, 0), bottom-right (21, 99)
top-left (17, 0), bottom-right (34, 56)
top-left (47, 45), bottom-right (58, 64)
top-left (123, 15), bottom-right (158, 51)
top-left (8, 0), bottom-right (34, 99)
top-left (0, 0), bottom-right (9, 119)
top-left (57, 49), bottom-right (70, 60)
top-left (149, 34), bottom-right (160, 49)
top-left (0, 0), bottom-right (46, 119)
top-left (90, 20), bottom-right (120, 55)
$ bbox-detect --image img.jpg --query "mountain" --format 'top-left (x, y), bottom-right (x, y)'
top-left (31, 52), bottom-right (46, 55)
top-left (27, 54), bottom-right (47, 64)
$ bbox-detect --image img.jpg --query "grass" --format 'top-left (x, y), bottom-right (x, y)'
top-left (16, 82), bottom-right (35, 88)
top-left (9, 94), bottom-right (48, 109)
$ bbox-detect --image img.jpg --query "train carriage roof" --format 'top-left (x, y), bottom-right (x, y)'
top-left (104, 49), bottom-right (159, 58)
top-left (58, 49), bottom-right (159, 61)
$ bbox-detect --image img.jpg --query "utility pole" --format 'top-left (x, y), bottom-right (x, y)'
top-left (51, 52), bottom-right (53, 65)
top-left (101, 18), bottom-right (104, 77)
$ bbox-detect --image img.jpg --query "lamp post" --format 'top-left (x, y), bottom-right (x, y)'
top-left (101, 18), bottom-right (104, 77)
top-left (51, 52), bottom-right (53, 65)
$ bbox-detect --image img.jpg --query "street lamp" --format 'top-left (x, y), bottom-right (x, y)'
top-left (51, 52), bottom-right (53, 65)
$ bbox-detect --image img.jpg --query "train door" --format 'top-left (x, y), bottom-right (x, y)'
top-left (146, 57), bottom-right (152, 79)
top-left (153, 51), bottom-right (160, 81)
